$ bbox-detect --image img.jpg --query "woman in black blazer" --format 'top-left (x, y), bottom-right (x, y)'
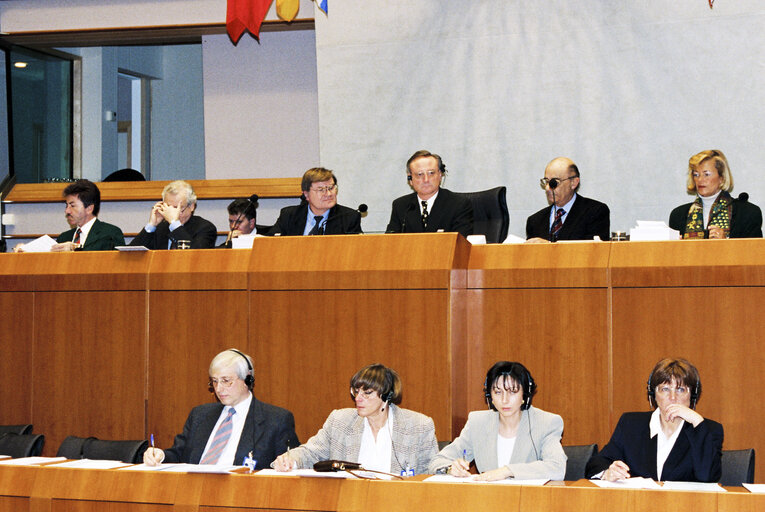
top-left (669, 149), bottom-right (762, 239)
top-left (586, 358), bottom-right (723, 482)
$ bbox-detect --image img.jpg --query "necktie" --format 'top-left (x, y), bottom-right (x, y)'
top-left (551, 208), bottom-right (565, 237)
top-left (72, 228), bottom-right (82, 245)
top-left (308, 215), bottom-right (324, 235)
top-left (200, 407), bottom-right (236, 465)
top-left (421, 201), bottom-right (429, 229)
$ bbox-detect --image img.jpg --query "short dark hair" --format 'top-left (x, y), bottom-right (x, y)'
top-left (647, 357), bottom-right (701, 408)
top-left (350, 363), bottom-right (402, 405)
top-left (406, 150), bottom-right (446, 175)
top-left (484, 361), bottom-right (537, 411)
top-left (301, 167), bottom-right (337, 192)
top-left (227, 198), bottom-right (257, 222)
top-left (63, 179), bottom-right (101, 216)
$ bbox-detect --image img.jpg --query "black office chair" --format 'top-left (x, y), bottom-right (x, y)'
top-left (102, 168), bottom-right (146, 182)
top-left (0, 433), bottom-right (45, 458)
top-left (563, 443), bottom-right (598, 481)
top-left (57, 436), bottom-right (148, 463)
top-left (719, 448), bottom-right (755, 486)
top-left (0, 424), bottom-right (33, 436)
top-left (256, 224), bottom-right (274, 235)
top-left (56, 436), bottom-right (97, 459)
top-left (437, 440), bottom-right (451, 451)
top-left (454, 186), bottom-right (509, 243)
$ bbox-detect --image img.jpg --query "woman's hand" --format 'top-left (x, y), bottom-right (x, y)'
top-left (663, 403), bottom-right (704, 427)
top-left (272, 453), bottom-right (296, 471)
top-left (708, 226), bottom-right (726, 239)
top-left (473, 466), bottom-right (512, 481)
top-left (603, 460), bottom-right (631, 481)
top-left (448, 458), bottom-right (471, 477)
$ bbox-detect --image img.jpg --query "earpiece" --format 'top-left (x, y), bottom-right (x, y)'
top-left (484, 362), bottom-right (536, 411)
top-left (209, 349), bottom-right (254, 393)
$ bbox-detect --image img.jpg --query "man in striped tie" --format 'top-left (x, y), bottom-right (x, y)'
top-left (525, 157), bottom-right (610, 243)
top-left (143, 349), bottom-right (299, 469)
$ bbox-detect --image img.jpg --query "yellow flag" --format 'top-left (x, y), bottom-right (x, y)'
top-left (276, 0), bottom-right (300, 21)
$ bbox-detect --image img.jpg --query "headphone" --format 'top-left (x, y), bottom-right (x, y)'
top-left (484, 362), bottom-right (536, 411)
top-left (208, 349), bottom-right (254, 393)
top-left (406, 152), bottom-right (446, 181)
top-left (646, 370), bottom-right (700, 409)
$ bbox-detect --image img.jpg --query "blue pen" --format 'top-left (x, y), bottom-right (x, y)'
top-left (462, 449), bottom-right (466, 461)
top-left (150, 434), bottom-right (155, 448)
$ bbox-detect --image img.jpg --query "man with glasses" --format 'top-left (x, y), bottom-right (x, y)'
top-left (268, 167), bottom-right (362, 236)
top-left (143, 349), bottom-right (299, 468)
top-left (526, 157), bottom-right (610, 242)
top-left (130, 180), bottom-right (217, 249)
top-left (386, 150), bottom-right (473, 237)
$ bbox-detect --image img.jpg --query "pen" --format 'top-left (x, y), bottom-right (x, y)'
top-left (462, 449), bottom-right (466, 461)
top-left (150, 434), bottom-right (155, 448)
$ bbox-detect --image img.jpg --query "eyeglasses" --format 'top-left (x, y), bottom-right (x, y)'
top-left (310, 184), bottom-right (337, 194)
top-left (209, 376), bottom-right (239, 389)
top-left (692, 171), bottom-right (718, 179)
top-left (539, 176), bottom-right (577, 190)
top-left (350, 388), bottom-right (377, 400)
top-left (410, 170), bottom-right (441, 181)
top-left (655, 385), bottom-right (690, 396)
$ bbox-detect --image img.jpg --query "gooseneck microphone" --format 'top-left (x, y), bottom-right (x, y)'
top-left (547, 180), bottom-right (558, 243)
top-left (225, 194), bottom-right (259, 246)
top-left (401, 201), bottom-right (415, 233)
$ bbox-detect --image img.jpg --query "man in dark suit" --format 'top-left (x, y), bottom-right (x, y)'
top-left (143, 349), bottom-right (299, 469)
top-left (130, 180), bottom-right (217, 249)
top-left (386, 150), bottom-right (473, 237)
top-left (526, 157), bottom-right (610, 242)
top-left (14, 179), bottom-right (124, 252)
top-left (268, 168), bottom-right (362, 236)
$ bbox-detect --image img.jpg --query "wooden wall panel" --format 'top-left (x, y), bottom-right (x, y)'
top-left (0, 292), bottom-right (34, 425)
top-left (250, 289), bottom-right (455, 444)
top-left (32, 291), bottom-right (147, 456)
top-left (466, 288), bottom-right (611, 447)
top-left (612, 286), bottom-right (765, 480)
top-left (146, 290), bottom-right (249, 450)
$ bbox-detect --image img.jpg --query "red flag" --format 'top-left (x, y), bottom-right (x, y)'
top-left (227, 0), bottom-right (274, 43)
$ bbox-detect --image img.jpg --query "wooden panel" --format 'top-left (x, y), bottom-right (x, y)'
top-left (363, 480), bottom-right (521, 511)
top-left (612, 286), bottom-right (765, 480)
top-left (521, 484), bottom-right (718, 511)
top-left (0, 252), bottom-right (151, 291)
top-left (249, 233), bottom-right (468, 290)
top-left (147, 290), bottom-right (249, 450)
top-left (4, 178), bottom-right (302, 203)
top-left (251, 289), bottom-right (455, 443)
top-left (719, 491), bottom-right (765, 512)
top-left (467, 242), bottom-right (611, 288)
top-left (0, 496), bottom-right (29, 512)
top-left (611, 239), bottom-right (765, 287)
top-left (0, 292), bottom-right (34, 425)
top-left (466, 288), bottom-right (611, 447)
top-left (32, 291), bottom-right (147, 455)
top-left (147, 249), bottom-right (250, 291)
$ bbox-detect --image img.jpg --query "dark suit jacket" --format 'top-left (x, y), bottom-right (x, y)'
top-left (585, 411), bottom-right (723, 482)
top-left (386, 188), bottom-right (473, 237)
top-left (267, 202), bottom-right (362, 236)
top-left (164, 397), bottom-right (300, 469)
top-left (57, 219), bottom-right (124, 251)
top-left (525, 194), bottom-right (610, 241)
top-left (129, 214), bottom-right (217, 249)
top-left (669, 198), bottom-right (763, 238)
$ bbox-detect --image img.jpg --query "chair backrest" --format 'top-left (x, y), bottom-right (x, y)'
top-left (82, 438), bottom-right (149, 464)
top-left (720, 448), bottom-right (755, 486)
top-left (454, 187), bottom-right (509, 243)
top-left (0, 424), bottom-right (33, 436)
top-left (563, 443), bottom-right (598, 481)
top-left (102, 168), bottom-right (146, 182)
top-left (0, 433), bottom-right (45, 458)
top-left (56, 436), bottom-right (97, 459)
top-left (437, 440), bottom-right (451, 451)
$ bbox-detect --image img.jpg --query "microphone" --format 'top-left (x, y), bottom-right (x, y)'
top-left (738, 192), bottom-right (749, 202)
top-left (313, 460), bottom-right (403, 480)
top-left (400, 201), bottom-right (415, 233)
top-left (322, 204), bottom-right (366, 234)
top-left (226, 194), bottom-right (260, 245)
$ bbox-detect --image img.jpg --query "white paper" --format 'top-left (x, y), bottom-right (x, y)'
top-left (589, 477), bottom-right (662, 489)
top-left (660, 481), bottom-right (726, 492)
top-left (0, 456), bottom-right (67, 465)
top-left (256, 468), bottom-right (359, 479)
top-left (0, 455), bottom-right (9, 460)
top-left (742, 483), bottom-right (765, 493)
top-left (501, 233), bottom-right (526, 244)
top-left (18, 235), bottom-right (57, 253)
top-left (115, 245), bottom-right (149, 251)
top-left (158, 463), bottom-right (239, 473)
top-left (50, 459), bottom-right (133, 469)
top-left (117, 463), bottom-right (181, 471)
top-left (232, 234), bottom-right (262, 249)
top-left (424, 474), bottom-right (549, 485)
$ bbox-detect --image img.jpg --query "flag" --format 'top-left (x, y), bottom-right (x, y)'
top-left (227, 0), bottom-right (274, 43)
top-left (316, 0), bottom-right (328, 15)
top-left (276, 0), bottom-right (300, 21)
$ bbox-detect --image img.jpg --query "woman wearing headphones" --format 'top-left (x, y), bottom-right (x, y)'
top-left (273, 363), bottom-right (438, 475)
top-left (585, 357), bottom-right (723, 482)
top-left (428, 361), bottom-right (566, 480)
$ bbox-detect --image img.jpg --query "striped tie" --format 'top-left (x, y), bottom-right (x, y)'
top-left (551, 208), bottom-right (565, 237)
top-left (200, 407), bottom-right (236, 465)
top-left (73, 228), bottom-right (82, 245)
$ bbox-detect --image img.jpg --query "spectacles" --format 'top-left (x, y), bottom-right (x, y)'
top-left (539, 176), bottom-right (577, 190)
top-left (311, 184), bottom-right (337, 194)
top-left (655, 385), bottom-right (690, 396)
top-left (209, 376), bottom-right (239, 389)
top-left (350, 388), bottom-right (377, 400)
top-left (410, 170), bottom-right (441, 181)
top-left (692, 171), bottom-right (718, 178)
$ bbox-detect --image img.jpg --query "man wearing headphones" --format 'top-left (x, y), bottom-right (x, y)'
top-left (143, 349), bottom-right (299, 468)
top-left (428, 361), bottom-right (566, 480)
top-left (585, 357), bottom-right (723, 482)
top-left (385, 150), bottom-right (473, 237)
